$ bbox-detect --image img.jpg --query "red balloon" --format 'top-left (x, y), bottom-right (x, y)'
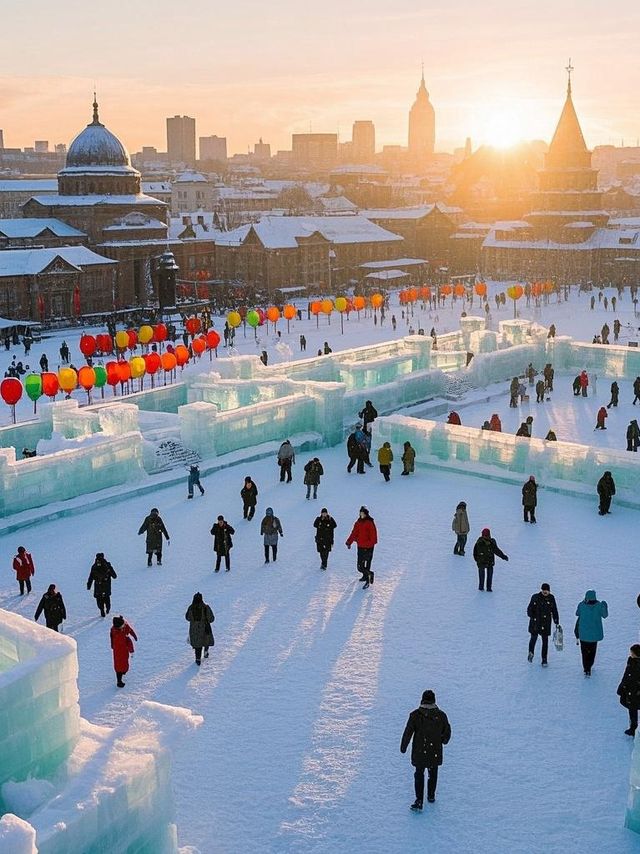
top-left (144, 352), bottom-right (161, 375)
top-left (1, 377), bottom-right (23, 406)
top-left (79, 334), bottom-right (96, 357)
top-left (117, 361), bottom-right (131, 383)
top-left (127, 329), bottom-right (138, 349)
top-left (41, 372), bottom-right (60, 398)
top-left (192, 337), bottom-right (206, 355)
top-left (185, 317), bottom-right (201, 335)
top-left (106, 361), bottom-right (120, 387)
top-left (206, 330), bottom-right (221, 349)
top-left (153, 323), bottom-right (168, 343)
top-left (96, 333), bottom-right (113, 354)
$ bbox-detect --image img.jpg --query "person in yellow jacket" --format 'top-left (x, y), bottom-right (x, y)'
top-left (377, 442), bottom-right (393, 482)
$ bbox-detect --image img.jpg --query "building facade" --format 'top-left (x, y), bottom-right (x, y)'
top-left (352, 121), bottom-right (376, 163)
top-left (408, 70), bottom-right (435, 167)
top-left (291, 134), bottom-right (338, 171)
top-left (166, 115), bottom-right (196, 167)
top-left (199, 135), bottom-right (227, 163)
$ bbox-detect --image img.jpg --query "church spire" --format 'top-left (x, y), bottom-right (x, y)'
top-left (91, 91), bottom-right (102, 127)
top-left (565, 57), bottom-right (573, 97)
top-left (546, 62), bottom-right (589, 169)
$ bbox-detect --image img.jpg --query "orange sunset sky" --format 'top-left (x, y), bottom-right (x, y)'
top-left (1, 0), bottom-right (639, 155)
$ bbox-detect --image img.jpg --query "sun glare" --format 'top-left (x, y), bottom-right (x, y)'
top-left (481, 110), bottom-right (525, 148)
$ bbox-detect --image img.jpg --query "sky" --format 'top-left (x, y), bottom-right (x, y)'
top-left (1, 0), bottom-right (639, 156)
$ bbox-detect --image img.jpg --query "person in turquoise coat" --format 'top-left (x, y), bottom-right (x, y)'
top-left (575, 590), bottom-right (608, 677)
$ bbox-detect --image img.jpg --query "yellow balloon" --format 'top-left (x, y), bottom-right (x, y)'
top-left (115, 330), bottom-right (129, 350)
top-left (335, 297), bottom-right (347, 312)
top-left (138, 325), bottom-right (153, 345)
top-left (58, 367), bottom-right (78, 393)
top-left (228, 311), bottom-right (241, 328)
top-left (129, 356), bottom-right (146, 379)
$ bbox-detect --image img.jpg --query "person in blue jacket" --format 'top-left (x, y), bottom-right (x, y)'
top-left (575, 590), bottom-right (608, 677)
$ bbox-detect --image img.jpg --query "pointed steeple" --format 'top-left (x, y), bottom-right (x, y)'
top-left (91, 92), bottom-right (103, 127)
top-left (546, 62), bottom-right (589, 168)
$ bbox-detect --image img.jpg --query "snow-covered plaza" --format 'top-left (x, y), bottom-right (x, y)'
top-left (2, 286), bottom-right (640, 853)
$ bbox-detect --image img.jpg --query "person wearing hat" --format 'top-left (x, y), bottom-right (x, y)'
top-left (452, 501), bottom-right (470, 555)
top-left (303, 457), bottom-right (324, 500)
top-left (313, 508), bottom-right (337, 570)
top-left (575, 590), bottom-right (608, 677)
top-left (241, 475), bottom-right (258, 520)
top-left (87, 553), bottom-right (118, 617)
top-left (472, 528), bottom-right (508, 591)
top-left (110, 616), bottom-right (138, 688)
top-left (617, 644), bottom-right (640, 736)
top-left (34, 584), bottom-right (66, 632)
top-left (345, 506), bottom-right (378, 589)
top-left (377, 442), bottom-right (393, 482)
top-left (522, 475), bottom-right (538, 523)
top-left (526, 583), bottom-right (560, 666)
top-left (12, 545), bottom-right (35, 595)
top-left (210, 515), bottom-right (235, 572)
top-left (260, 507), bottom-right (283, 563)
top-left (185, 592), bottom-right (215, 665)
top-left (138, 508), bottom-right (170, 566)
top-left (400, 689), bottom-right (451, 811)
top-left (596, 471), bottom-right (616, 515)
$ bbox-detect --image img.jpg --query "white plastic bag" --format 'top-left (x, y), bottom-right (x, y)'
top-left (553, 624), bottom-right (564, 652)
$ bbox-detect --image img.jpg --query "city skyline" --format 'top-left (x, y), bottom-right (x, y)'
top-left (1, 0), bottom-right (639, 155)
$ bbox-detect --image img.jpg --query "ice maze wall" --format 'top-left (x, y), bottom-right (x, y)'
top-left (0, 609), bottom-right (201, 853)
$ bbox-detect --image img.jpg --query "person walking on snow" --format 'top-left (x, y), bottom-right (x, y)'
top-left (401, 441), bottom-right (416, 475)
top-left (346, 427), bottom-right (361, 474)
top-left (633, 377), bottom-right (640, 405)
top-left (595, 407), bottom-right (608, 430)
top-left (260, 507), bottom-right (283, 563)
top-left (211, 515), bottom-right (235, 572)
top-left (138, 508), bottom-right (170, 566)
top-left (359, 400), bottom-right (378, 430)
top-left (400, 689), bottom-right (451, 811)
top-left (87, 553), bottom-right (117, 617)
top-left (472, 528), bottom-right (508, 591)
top-left (527, 363), bottom-right (535, 385)
top-left (572, 375), bottom-right (581, 396)
top-left (509, 377), bottom-right (520, 407)
top-left (527, 583), bottom-right (559, 666)
top-left (313, 508), bottom-right (337, 570)
top-left (627, 419), bottom-right (640, 451)
top-left (346, 506), bottom-right (378, 589)
top-left (241, 475), bottom-right (258, 520)
top-left (34, 584), bottom-right (66, 632)
top-left (535, 379), bottom-right (545, 403)
top-left (377, 442), bottom-right (393, 482)
top-left (110, 615), bottom-right (137, 688)
top-left (452, 501), bottom-right (470, 555)
top-left (277, 439), bottom-right (295, 483)
top-left (187, 464), bottom-right (204, 498)
top-left (617, 644), bottom-right (640, 736)
top-left (575, 590), bottom-right (608, 677)
top-left (13, 546), bottom-right (34, 595)
top-left (522, 475), bottom-right (538, 523)
top-left (185, 592), bottom-right (214, 665)
top-left (580, 370), bottom-right (589, 397)
top-left (607, 381), bottom-right (619, 408)
top-left (303, 457), bottom-right (324, 499)
top-left (597, 471), bottom-right (616, 515)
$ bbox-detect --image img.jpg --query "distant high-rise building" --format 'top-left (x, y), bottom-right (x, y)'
top-left (167, 116), bottom-right (196, 166)
top-left (0, 129), bottom-right (4, 149)
top-left (352, 120), bottom-right (375, 163)
top-left (54, 143), bottom-right (67, 156)
top-left (408, 68), bottom-right (435, 164)
top-left (199, 135), bottom-right (227, 162)
top-left (34, 140), bottom-right (49, 153)
top-left (291, 133), bottom-right (338, 170)
top-left (254, 138), bottom-right (271, 161)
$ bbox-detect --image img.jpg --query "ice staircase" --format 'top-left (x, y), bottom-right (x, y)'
top-left (443, 371), bottom-right (474, 400)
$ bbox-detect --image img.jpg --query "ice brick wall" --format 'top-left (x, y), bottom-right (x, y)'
top-left (0, 611), bottom-right (80, 811)
top-left (625, 732), bottom-right (640, 834)
top-left (374, 414), bottom-right (640, 497)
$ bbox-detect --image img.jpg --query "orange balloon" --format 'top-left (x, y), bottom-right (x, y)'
top-left (161, 352), bottom-right (177, 372)
top-left (174, 344), bottom-right (190, 366)
top-left (420, 286), bottom-right (431, 300)
top-left (192, 337), bottom-right (206, 355)
top-left (371, 293), bottom-right (383, 309)
top-left (283, 304), bottom-right (296, 320)
top-left (117, 361), bottom-right (131, 383)
top-left (474, 282), bottom-right (487, 297)
top-left (266, 306), bottom-right (280, 322)
top-left (311, 301), bottom-right (322, 315)
top-left (441, 285), bottom-right (452, 296)
top-left (353, 296), bottom-right (365, 311)
top-left (507, 285), bottom-right (524, 300)
top-left (454, 283), bottom-right (466, 297)
top-left (321, 299), bottom-right (333, 314)
top-left (77, 366), bottom-right (96, 391)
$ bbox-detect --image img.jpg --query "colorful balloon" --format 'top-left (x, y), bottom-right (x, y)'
top-left (161, 352), bottom-right (177, 372)
top-left (454, 283), bottom-right (466, 297)
top-left (206, 330), bottom-right (221, 349)
top-left (153, 323), bottom-right (168, 343)
top-left (106, 362), bottom-right (120, 387)
top-left (321, 299), bottom-right (333, 315)
top-left (144, 353), bottom-right (161, 374)
top-left (266, 306), bottom-right (280, 322)
top-left (127, 329), bottom-right (138, 349)
top-left (371, 293), bottom-right (383, 309)
top-left (138, 325), bottom-right (154, 345)
top-left (283, 304), bottom-right (296, 320)
top-left (185, 317), bottom-right (201, 335)
top-left (115, 330), bottom-right (129, 350)
top-left (310, 301), bottom-right (322, 315)
top-left (25, 374), bottom-right (42, 403)
top-left (96, 333), bottom-right (113, 354)
top-left (58, 367), bottom-right (77, 393)
top-left (116, 361), bottom-right (131, 383)
top-left (93, 365), bottom-right (107, 388)
top-left (474, 282), bottom-right (487, 297)
top-left (192, 337), bottom-right (206, 355)
top-left (246, 310), bottom-right (260, 328)
top-left (227, 311), bottom-right (241, 328)
top-left (335, 297), bottom-right (347, 312)
top-left (129, 357), bottom-right (146, 379)
top-left (353, 296), bottom-right (365, 311)
top-left (174, 344), bottom-right (190, 366)
top-left (79, 334), bottom-right (96, 357)
top-left (78, 366), bottom-right (96, 391)
top-left (1, 377), bottom-right (23, 406)
top-left (41, 372), bottom-right (59, 398)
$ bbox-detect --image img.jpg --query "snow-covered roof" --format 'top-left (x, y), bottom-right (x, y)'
top-left (103, 217), bottom-right (166, 231)
top-left (361, 203), bottom-right (461, 220)
top-left (174, 171), bottom-right (208, 184)
top-left (318, 196), bottom-right (358, 213)
top-left (483, 224), bottom-right (640, 252)
top-left (0, 246), bottom-right (116, 277)
top-left (365, 269), bottom-right (409, 280)
top-left (28, 193), bottom-right (165, 207)
top-left (0, 218), bottom-right (85, 238)
top-left (215, 215), bottom-right (403, 249)
top-left (359, 257), bottom-right (427, 269)
top-left (0, 179), bottom-right (58, 193)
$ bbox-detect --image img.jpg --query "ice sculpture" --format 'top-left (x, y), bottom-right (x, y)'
top-left (0, 610), bottom-right (202, 853)
top-left (626, 734), bottom-right (640, 834)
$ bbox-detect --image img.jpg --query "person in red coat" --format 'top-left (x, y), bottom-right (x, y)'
top-left (595, 407), bottom-right (608, 430)
top-left (447, 411), bottom-right (461, 426)
top-left (110, 615), bottom-right (138, 688)
top-left (489, 413), bottom-right (502, 432)
top-left (580, 370), bottom-right (589, 397)
top-left (346, 506), bottom-right (378, 589)
top-left (13, 546), bottom-right (34, 595)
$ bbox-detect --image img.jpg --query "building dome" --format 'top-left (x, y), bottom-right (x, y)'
top-left (58, 97), bottom-right (140, 196)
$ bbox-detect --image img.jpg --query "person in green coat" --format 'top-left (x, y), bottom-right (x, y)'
top-left (575, 590), bottom-right (608, 677)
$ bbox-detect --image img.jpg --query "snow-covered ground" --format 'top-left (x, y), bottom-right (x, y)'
top-left (1, 447), bottom-right (639, 853)
top-left (3, 284), bottom-right (640, 853)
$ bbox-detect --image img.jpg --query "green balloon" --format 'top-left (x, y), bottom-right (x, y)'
top-left (93, 365), bottom-right (107, 388)
top-left (246, 310), bottom-right (260, 328)
top-left (25, 374), bottom-right (42, 403)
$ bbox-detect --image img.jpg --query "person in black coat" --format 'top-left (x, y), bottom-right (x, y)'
top-left (627, 420), bottom-right (640, 452)
top-left (240, 476), bottom-right (258, 520)
top-left (472, 527), bottom-right (508, 591)
top-left (358, 400), bottom-right (378, 429)
top-left (607, 381), bottom-right (619, 409)
top-left (210, 515), bottom-right (235, 572)
top-left (400, 689), bottom-right (451, 810)
top-left (34, 584), bottom-right (66, 631)
top-left (617, 644), bottom-right (640, 735)
top-left (138, 508), bottom-right (170, 566)
top-left (346, 429), bottom-right (360, 473)
top-left (527, 583), bottom-right (559, 666)
top-left (87, 553), bottom-right (118, 617)
top-left (522, 475), bottom-right (538, 523)
top-left (313, 508), bottom-right (337, 569)
top-left (597, 471), bottom-right (616, 515)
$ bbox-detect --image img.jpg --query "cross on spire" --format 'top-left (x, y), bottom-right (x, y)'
top-left (92, 90), bottom-right (100, 125)
top-left (421, 60), bottom-right (425, 84)
top-left (565, 58), bottom-right (574, 96)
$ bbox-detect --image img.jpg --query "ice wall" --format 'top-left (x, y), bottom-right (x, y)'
top-left (0, 814), bottom-right (37, 854)
top-left (0, 611), bottom-right (80, 812)
top-left (625, 734), bottom-right (640, 834)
